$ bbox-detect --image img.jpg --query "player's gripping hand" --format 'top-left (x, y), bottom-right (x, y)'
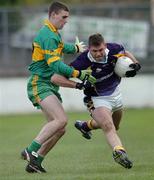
top-left (78, 70), bottom-right (96, 84)
top-left (125, 70), bottom-right (136, 77)
top-left (129, 63), bottom-right (141, 71)
top-left (75, 36), bottom-right (86, 53)
top-left (75, 81), bottom-right (91, 90)
top-left (125, 63), bottom-right (141, 77)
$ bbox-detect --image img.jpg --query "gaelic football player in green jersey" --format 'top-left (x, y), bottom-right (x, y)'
top-left (21, 1), bottom-right (96, 173)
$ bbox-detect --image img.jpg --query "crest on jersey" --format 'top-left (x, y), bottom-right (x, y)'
top-left (96, 68), bottom-right (102, 73)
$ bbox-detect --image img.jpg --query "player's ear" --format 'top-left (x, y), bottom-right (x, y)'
top-left (50, 11), bottom-right (56, 18)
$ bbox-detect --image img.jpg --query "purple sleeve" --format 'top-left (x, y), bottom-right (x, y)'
top-left (70, 51), bottom-right (91, 70)
top-left (107, 43), bottom-right (125, 55)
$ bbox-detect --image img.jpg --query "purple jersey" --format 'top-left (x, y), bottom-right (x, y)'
top-left (70, 43), bottom-right (125, 96)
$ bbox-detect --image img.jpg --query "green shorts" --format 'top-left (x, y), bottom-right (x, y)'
top-left (27, 74), bottom-right (62, 109)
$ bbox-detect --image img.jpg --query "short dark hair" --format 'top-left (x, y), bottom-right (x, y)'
top-left (88, 33), bottom-right (105, 47)
top-left (48, 1), bottom-right (69, 17)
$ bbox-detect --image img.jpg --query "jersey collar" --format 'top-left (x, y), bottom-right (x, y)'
top-left (44, 19), bottom-right (58, 33)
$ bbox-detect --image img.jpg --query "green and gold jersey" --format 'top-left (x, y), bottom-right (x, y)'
top-left (28, 19), bottom-right (77, 78)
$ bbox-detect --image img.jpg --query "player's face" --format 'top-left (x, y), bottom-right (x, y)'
top-left (89, 43), bottom-right (107, 61)
top-left (49, 10), bottom-right (69, 30)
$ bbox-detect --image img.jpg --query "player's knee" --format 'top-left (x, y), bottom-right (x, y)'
top-left (58, 116), bottom-right (68, 129)
top-left (57, 128), bottom-right (66, 137)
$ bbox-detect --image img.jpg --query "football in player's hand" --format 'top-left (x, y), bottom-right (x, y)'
top-left (114, 56), bottom-right (135, 77)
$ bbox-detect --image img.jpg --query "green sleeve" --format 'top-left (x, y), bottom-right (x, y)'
top-left (49, 60), bottom-right (74, 78)
top-left (63, 43), bottom-right (76, 54)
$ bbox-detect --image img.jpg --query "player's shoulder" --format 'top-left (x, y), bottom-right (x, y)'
top-left (36, 26), bottom-right (59, 45)
top-left (107, 43), bottom-right (125, 55)
top-left (34, 26), bottom-right (49, 41)
top-left (70, 50), bottom-right (91, 68)
top-left (107, 43), bottom-right (124, 50)
top-left (39, 25), bottom-right (56, 38)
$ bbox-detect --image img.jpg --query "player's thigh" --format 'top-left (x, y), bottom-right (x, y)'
top-left (39, 95), bottom-right (67, 123)
top-left (92, 106), bottom-right (114, 130)
top-left (42, 108), bottom-right (54, 122)
top-left (27, 75), bottom-right (62, 109)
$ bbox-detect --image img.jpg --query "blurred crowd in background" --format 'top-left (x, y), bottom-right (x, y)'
top-left (0, 0), bottom-right (153, 77)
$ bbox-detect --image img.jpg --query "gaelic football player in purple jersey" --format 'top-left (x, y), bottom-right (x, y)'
top-left (52, 33), bottom-right (141, 169)
top-left (70, 33), bottom-right (141, 169)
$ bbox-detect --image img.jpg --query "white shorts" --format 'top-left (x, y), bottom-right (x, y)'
top-left (91, 86), bottom-right (123, 112)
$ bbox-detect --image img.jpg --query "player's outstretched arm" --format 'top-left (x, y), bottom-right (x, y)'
top-left (125, 51), bottom-right (139, 64)
top-left (51, 74), bottom-right (91, 90)
top-left (50, 60), bottom-right (96, 85)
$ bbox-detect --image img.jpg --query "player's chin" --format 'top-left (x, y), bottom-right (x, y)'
top-left (59, 26), bottom-right (63, 30)
top-left (95, 57), bottom-right (103, 61)
top-left (59, 25), bottom-right (64, 29)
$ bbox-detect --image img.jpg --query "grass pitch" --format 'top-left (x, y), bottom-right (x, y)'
top-left (0, 108), bottom-right (154, 180)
